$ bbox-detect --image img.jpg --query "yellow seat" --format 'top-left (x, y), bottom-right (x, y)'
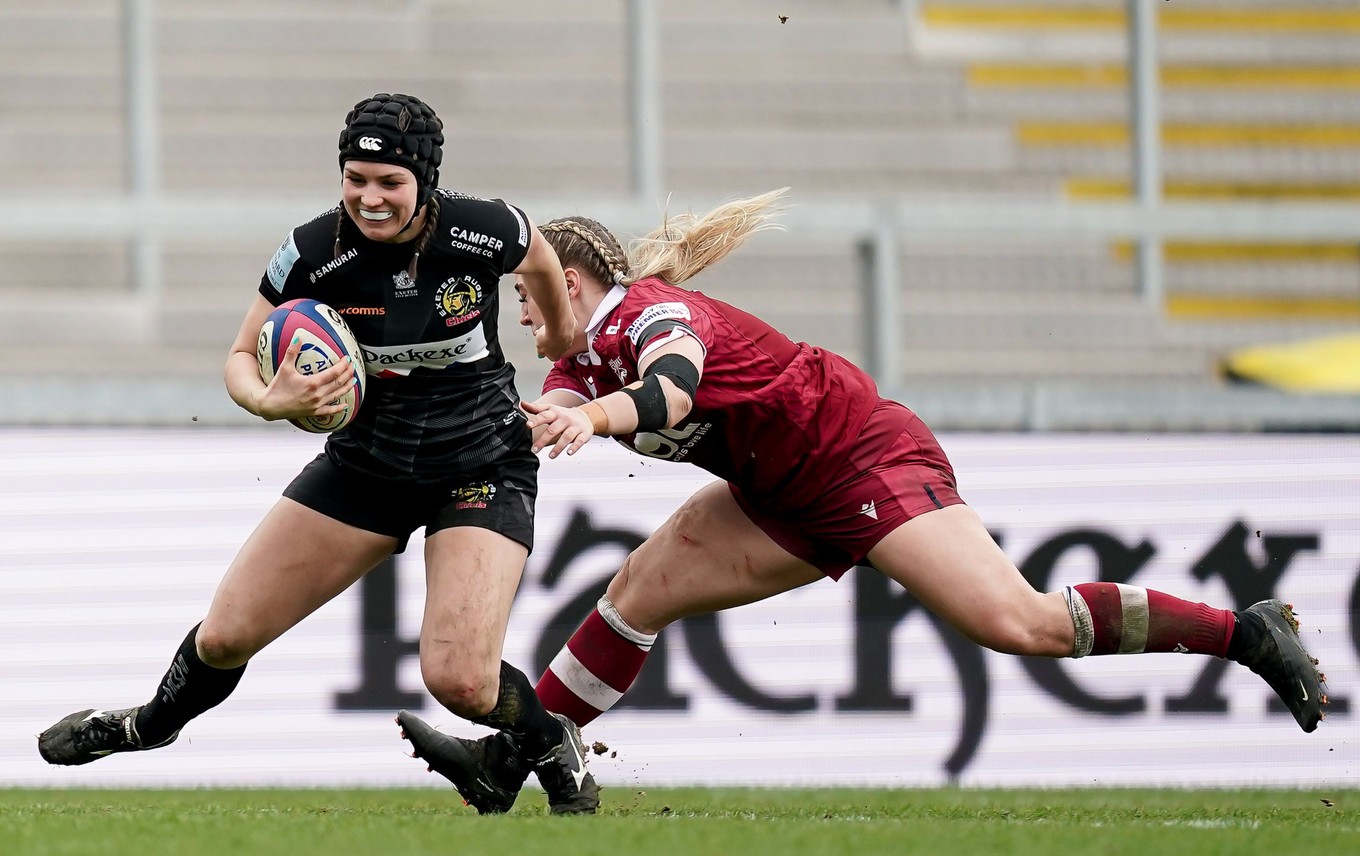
top-left (1222, 333), bottom-right (1360, 393)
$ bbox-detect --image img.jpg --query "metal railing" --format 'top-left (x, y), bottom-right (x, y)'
top-left (7, 0), bottom-right (1360, 421)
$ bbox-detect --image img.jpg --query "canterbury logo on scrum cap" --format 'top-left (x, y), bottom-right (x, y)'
top-left (357, 136), bottom-right (384, 151)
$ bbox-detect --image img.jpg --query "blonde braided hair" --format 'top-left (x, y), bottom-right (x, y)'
top-left (539, 218), bottom-right (631, 286)
top-left (540, 187), bottom-right (789, 288)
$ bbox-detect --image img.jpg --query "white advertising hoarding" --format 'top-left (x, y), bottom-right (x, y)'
top-left (0, 428), bottom-right (1355, 789)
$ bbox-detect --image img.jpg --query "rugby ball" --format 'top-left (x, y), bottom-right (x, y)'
top-left (256, 298), bottom-right (367, 433)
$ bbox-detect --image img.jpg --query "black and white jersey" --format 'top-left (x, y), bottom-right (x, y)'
top-left (259, 189), bottom-right (534, 482)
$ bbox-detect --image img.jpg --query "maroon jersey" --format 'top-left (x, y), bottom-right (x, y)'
top-left (543, 278), bottom-right (882, 508)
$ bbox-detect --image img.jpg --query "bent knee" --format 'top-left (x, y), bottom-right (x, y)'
top-left (194, 621), bottom-right (258, 669)
top-left (605, 551), bottom-right (684, 635)
top-left (422, 664), bottom-right (499, 718)
top-left (607, 551), bottom-right (651, 608)
top-left (977, 623), bottom-right (1064, 657)
top-left (969, 596), bottom-right (1074, 657)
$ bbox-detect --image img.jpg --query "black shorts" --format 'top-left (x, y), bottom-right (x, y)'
top-left (282, 449), bottom-right (538, 554)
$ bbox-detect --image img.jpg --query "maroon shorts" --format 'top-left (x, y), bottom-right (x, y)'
top-left (730, 400), bottom-right (963, 579)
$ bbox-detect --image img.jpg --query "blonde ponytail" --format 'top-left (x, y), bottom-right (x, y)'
top-left (539, 188), bottom-right (789, 289)
top-left (628, 188), bottom-right (788, 285)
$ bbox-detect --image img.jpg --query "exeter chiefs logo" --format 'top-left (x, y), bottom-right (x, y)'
top-left (435, 276), bottom-right (482, 326)
top-left (392, 269), bottom-right (417, 296)
top-left (452, 481), bottom-right (496, 509)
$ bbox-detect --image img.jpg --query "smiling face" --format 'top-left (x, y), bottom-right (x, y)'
top-left (341, 160), bottom-right (423, 243)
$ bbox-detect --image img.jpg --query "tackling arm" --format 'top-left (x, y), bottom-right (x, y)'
top-left (579, 335), bottom-right (705, 436)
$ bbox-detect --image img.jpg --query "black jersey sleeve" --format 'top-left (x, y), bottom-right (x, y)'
top-left (257, 229), bottom-right (305, 306)
top-left (496, 201), bottom-right (532, 274)
top-left (440, 193), bottom-right (533, 275)
top-left (257, 208), bottom-right (339, 305)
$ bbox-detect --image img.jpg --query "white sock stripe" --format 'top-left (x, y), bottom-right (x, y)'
top-left (1064, 586), bottom-right (1094, 658)
top-left (597, 595), bottom-right (657, 651)
top-left (549, 646), bottom-right (624, 712)
top-left (1116, 583), bottom-right (1150, 654)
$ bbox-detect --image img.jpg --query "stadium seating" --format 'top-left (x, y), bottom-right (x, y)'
top-left (1, 0), bottom-right (1357, 424)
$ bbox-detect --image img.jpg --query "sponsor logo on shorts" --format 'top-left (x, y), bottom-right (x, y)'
top-left (435, 276), bottom-right (483, 326)
top-left (453, 481), bottom-right (497, 509)
top-left (337, 306), bottom-right (385, 316)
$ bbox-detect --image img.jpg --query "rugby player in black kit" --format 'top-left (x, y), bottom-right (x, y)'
top-left (37, 93), bottom-right (600, 815)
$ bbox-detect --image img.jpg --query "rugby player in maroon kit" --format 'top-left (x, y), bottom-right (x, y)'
top-left (397, 188), bottom-right (1328, 815)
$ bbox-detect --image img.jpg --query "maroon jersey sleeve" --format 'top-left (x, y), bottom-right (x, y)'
top-left (614, 288), bottom-right (718, 378)
top-left (605, 280), bottom-right (879, 499)
top-left (542, 361), bottom-right (592, 402)
top-left (618, 297), bottom-right (709, 366)
top-left (614, 282), bottom-right (801, 414)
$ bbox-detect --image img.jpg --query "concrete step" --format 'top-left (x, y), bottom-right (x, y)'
top-left (667, 127), bottom-right (1014, 172)
top-left (1016, 146), bottom-right (1360, 181)
top-left (8, 234), bottom-right (1356, 311)
top-left (1166, 261), bottom-right (1360, 295)
top-left (0, 9), bottom-right (120, 49)
top-left (897, 345), bottom-right (1214, 381)
top-left (4, 293), bottom-right (1338, 393)
top-left (897, 239), bottom-right (1132, 292)
top-left (17, 68), bottom-right (1360, 133)
top-left (962, 87), bottom-right (1360, 123)
top-left (1159, 315), bottom-right (1360, 349)
top-left (0, 242), bottom-right (132, 292)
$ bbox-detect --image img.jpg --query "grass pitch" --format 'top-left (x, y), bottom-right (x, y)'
top-left (2, 786), bottom-right (1353, 856)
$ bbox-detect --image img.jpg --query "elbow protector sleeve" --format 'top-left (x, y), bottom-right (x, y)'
top-left (620, 374), bottom-right (670, 432)
top-left (643, 353), bottom-right (700, 401)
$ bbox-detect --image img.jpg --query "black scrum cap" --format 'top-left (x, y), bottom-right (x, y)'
top-left (338, 93), bottom-right (444, 206)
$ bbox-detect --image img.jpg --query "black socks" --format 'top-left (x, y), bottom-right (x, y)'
top-left (471, 661), bottom-right (565, 760)
top-left (134, 623), bottom-right (247, 745)
top-left (132, 632), bottom-right (560, 758)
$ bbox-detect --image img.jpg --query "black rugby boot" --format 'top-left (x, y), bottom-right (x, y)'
top-left (533, 712), bottom-right (600, 815)
top-left (38, 707), bottom-right (179, 765)
top-left (397, 710), bottom-right (531, 814)
top-left (1231, 599), bottom-right (1328, 732)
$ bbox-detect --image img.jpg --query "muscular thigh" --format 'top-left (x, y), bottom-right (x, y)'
top-left (608, 480), bottom-right (824, 633)
top-left (866, 504), bottom-right (1071, 653)
top-left (202, 498), bottom-right (398, 664)
top-left (420, 526), bottom-right (527, 679)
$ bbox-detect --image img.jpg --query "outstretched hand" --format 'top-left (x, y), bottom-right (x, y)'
top-left (254, 337), bottom-right (357, 421)
top-left (523, 399), bottom-right (596, 458)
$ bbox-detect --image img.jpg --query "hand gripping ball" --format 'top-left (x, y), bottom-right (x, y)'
top-left (256, 299), bottom-right (367, 433)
